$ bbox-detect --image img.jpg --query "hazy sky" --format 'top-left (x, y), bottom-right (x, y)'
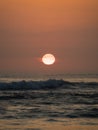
top-left (0, 0), bottom-right (98, 75)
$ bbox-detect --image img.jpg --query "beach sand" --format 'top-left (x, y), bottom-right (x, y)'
top-left (0, 119), bottom-right (98, 130)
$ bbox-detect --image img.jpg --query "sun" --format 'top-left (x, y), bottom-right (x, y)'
top-left (42, 54), bottom-right (55, 65)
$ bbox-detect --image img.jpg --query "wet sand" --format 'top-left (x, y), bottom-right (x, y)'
top-left (0, 119), bottom-right (98, 130)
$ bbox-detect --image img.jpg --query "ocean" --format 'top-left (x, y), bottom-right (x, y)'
top-left (0, 74), bottom-right (98, 130)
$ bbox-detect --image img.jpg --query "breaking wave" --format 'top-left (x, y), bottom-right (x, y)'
top-left (0, 79), bottom-right (98, 120)
top-left (0, 79), bottom-right (98, 90)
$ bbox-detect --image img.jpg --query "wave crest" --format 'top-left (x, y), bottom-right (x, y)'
top-left (0, 79), bottom-right (98, 90)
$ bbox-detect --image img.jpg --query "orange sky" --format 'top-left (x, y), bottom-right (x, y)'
top-left (0, 0), bottom-right (98, 75)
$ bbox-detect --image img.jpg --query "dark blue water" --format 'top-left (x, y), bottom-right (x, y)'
top-left (0, 78), bottom-right (98, 129)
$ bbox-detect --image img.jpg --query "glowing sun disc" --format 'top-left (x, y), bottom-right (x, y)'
top-left (42, 54), bottom-right (55, 65)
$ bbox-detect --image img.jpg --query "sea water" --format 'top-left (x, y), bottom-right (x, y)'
top-left (0, 74), bottom-right (98, 130)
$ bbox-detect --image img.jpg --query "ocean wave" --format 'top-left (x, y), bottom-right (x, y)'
top-left (0, 79), bottom-right (98, 90)
top-left (0, 79), bottom-right (98, 120)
